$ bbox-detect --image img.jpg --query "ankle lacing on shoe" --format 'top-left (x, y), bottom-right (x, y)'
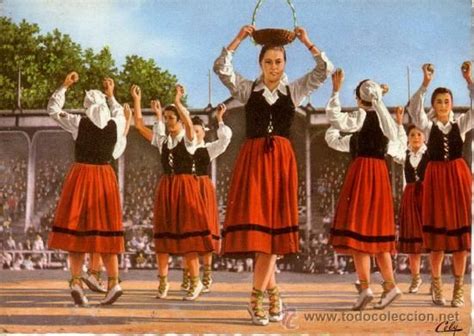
top-left (250, 288), bottom-right (266, 319)
top-left (452, 276), bottom-right (464, 307)
top-left (380, 280), bottom-right (395, 299)
top-left (431, 276), bottom-right (445, 305)
top-left (181, 269), bottom-right (190, 289)
top-left (69, 275), bottom-right (82, 288)
top-left (202, 266), bottom-right (212, 287)
top-left (267, 287), bottom-right (282, 316)
top-left (158, 275), bottom-right (168, 294)
top-left (186, 276), bottom-right (200, 297)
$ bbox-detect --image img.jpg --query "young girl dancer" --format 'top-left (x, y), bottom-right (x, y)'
top-left (407, 63), bottom-right (472, 307)
top-left (131, 84), bottom-right (213, 301)
top-left (214, 25), bottom-right (333, 325)
top-left (181, 104), bottom-right (232, 293)
top-left (326, 69), bottom-right (402, 310)
top-left (47, 72), bottom-right (130, 305)
top-left (392, 124), bottom-right (428, 294)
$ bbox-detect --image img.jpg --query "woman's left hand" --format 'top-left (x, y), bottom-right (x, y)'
top-left (294, 26), bottom-right (310, 45)
top-left (461, 61), bottom-right (472, 85)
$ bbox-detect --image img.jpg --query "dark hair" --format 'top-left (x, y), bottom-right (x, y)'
top-left (406, 124), bottom-right (422, 137)
top-left (191, 116), bottom-right (206, 129)
top-left (430, 87), bottom-right (453, 106)
top-left (258, 45), bottom-right (287, 64)
top-left (355, 79), bottom-right (371, 106)
top-left (163, 104), bottom-right (180, 121)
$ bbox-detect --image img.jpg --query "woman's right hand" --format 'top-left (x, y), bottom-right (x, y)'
top-left (150, 99), bottom-right (162, 118)
top-left (422, 63), bottom-right (434, 87)
top-left (63, 71), bottom-right (79, 88)
top-left (130, 84), bottom-right (141, 101)
top-left (332, 68), bottom-right (344, 92)
top-left (236, 25), bottom-right (256, 41)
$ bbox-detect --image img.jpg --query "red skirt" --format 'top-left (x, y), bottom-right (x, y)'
top-left (422, 159), bottom-right (471, 252)
top-left (48, 163), bottom-right (124, 254)
top-left (397, 183), bottom-right (425, 254)
top-left (329, 157), bottom-right (396, 254)
top-left (222, 136), bottom-right (299, 256)
top-left (197, 176), bottom-right (221, 253)
top-left (153, 174), bottom-right (213, 254)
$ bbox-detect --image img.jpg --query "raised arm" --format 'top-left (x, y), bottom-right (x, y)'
top-left (174, 84), bottom-right (195, 142)
top-left (289, 27), bottom-right (334, 106)
top-left (387, 106), bottom-right (408, 164)
top-left (368, 83), bottom-right (399, 142)
top-left (130, 84), bottom-right (154, 143)
top-left (47, 71), bottom-right (81, 139)
top-left (457, 61), bottom-right (473, 135)
top-left (206, 104), bottom-right (233, 160)
top-left (213, 25), bottom-right (254, 104)
top-left (407, 64), bottom-right (433, 132)
top-left (325, 69), bottom-right (364, 132)
top-left (123, 103), bottom-right (132, 136)
top-left (103, 77), bottom-right (127, 159)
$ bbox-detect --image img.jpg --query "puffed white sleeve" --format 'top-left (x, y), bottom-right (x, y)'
top-left (407, 85), bottom-right (432, 132)
top-left (206, 122), bottom-right (233, 160)
top-left (324, 126), bottom-right (351, 153)
top-left (325, 92), bottom-right (364, 132)
top-left (213, 47), bottom-right (254, 104)
top-left (289, 52), bottom-right (334, 106)
top-left (109, 96), bottom-right (127, 159)
top-left (47, 86), bottom-right (81, 140)
top-left (387, 124), bottom-right (407, 164)
top-left (151, 120), bottom-right (167, 154)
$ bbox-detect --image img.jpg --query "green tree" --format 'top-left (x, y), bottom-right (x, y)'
top-left (0, 17), bottom-right (41, 110)
top-left (116, 55), bottom-right (183, 107)
top-left (0, 16), bottom-right (181, 110)
top-left (81, 46), bottom-right (118, 94)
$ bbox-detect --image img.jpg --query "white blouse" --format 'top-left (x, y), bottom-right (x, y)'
top-left (151, 121), bottom-right (196, 155)
top-left (324, 125), bottom-right (407, 162)
top-left (195, 122), bottom-right (233, 161)
top-left (47, 86), bottom-right (127, 159)
top-left (325, 92), bottom-right (399, 142)
top-left (213, 47), bottom-right (334, 107)
top-left (407, 84), bottom-right (474, 141)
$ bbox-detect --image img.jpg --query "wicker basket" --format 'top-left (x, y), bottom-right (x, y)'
top-left (252, 28), bottom-right (296, 46)
top-left (251, 0), bottom-right (298, 46)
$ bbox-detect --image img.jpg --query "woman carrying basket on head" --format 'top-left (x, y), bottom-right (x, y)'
top-left (214, 23), bottom-right (333, 325)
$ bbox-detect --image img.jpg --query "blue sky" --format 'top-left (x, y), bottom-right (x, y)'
top-left (4, 0), bottom-right (472, 108)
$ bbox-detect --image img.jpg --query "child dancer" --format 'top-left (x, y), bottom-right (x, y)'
top-left (393, 124), bottom-right (428, 294)
top-left (407, 63), bottom-right (472, 307)
top-left (181, 104), bottom-right (232, 293)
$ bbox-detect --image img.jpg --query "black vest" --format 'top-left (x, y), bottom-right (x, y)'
top-left (427, 123), bottom-right (464, 162)
top-left (404, 150), bottom-right (429, 183)
top-left (75, 118), bottom-right (117, 164)
top-left (349, 111), bottom-right (388, 159)
top-left (161, 138), bottom-right (195, 175)
top-left (194, 147), bottom-right (211, 176)
top-left (244, 82), bottom-right (295, 139)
